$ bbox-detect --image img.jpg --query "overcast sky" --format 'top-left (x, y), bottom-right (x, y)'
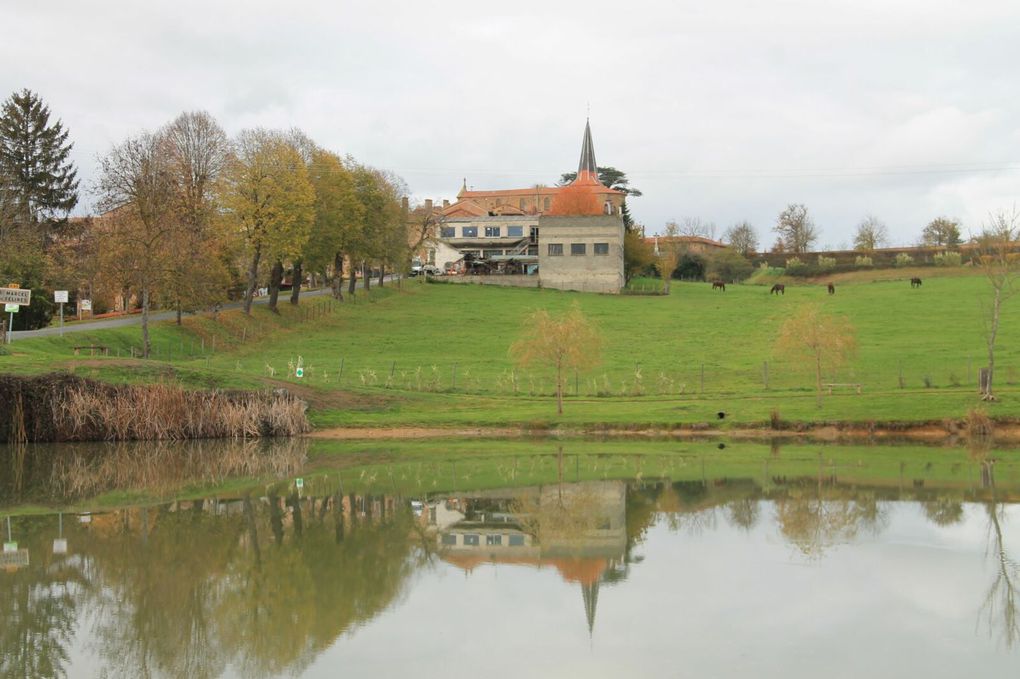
top-left (3, 0), bottom-right (1018, 247)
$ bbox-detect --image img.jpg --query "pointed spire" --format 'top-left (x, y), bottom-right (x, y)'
top-left (581, 580), bottom-right (600, 636)
top-left (577, 118), bottom-right (598, 178)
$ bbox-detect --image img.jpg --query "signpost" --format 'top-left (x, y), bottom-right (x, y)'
top-left (1, 285), bottom-right (30, 343)
top-left (55, 290), bottom-right (68, 336)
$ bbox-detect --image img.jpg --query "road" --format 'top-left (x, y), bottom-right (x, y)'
top-left (9, 276), bottom-right (399, 339)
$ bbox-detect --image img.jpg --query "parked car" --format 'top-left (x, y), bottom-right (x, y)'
top-left (421, 265), bottom-right (443, 276)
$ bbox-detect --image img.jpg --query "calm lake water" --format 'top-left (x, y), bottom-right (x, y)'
top-left (2, 439), bottom-right (1020, 678)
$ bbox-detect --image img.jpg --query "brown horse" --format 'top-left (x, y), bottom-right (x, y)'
top-left (911, 277), bottom-right (922, 288)
top-left (770, 284), bottom-right (785, 295)
top-left (712, 280), bottom-right (726, 291)
top-left (827, 283), bottom-right (835, 295)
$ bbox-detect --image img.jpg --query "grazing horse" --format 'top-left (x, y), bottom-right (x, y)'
top-left (827, 283), bottom-right (835, 295)
top-left (712, 280), bottom-right (726, 291)
top-left (910, 277), bottom-right (922, 288)
top-left (770, 284), bottom-right (785, 295)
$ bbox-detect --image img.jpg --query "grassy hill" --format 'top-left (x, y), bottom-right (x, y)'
top-left (2, 273), bottom-right (1019, 429)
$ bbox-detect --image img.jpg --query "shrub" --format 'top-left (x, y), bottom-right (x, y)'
top-left (854, 255), bottom-right (873, 268)
top-left (934, 251), bottom-right (962, 267)
top-left (894, 253), bottom-right (914, 267)
top-left (817, 255), bottom-right (837, 271)
top-left (707, 247), bottom-right (754, 282)
top-left (785, 257), bottom-right (809, 276)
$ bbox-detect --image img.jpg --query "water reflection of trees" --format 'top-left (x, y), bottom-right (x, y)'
top-left (1, 489), bottom-right (422, 679)
top-left (1, 438), bottom-right (308, 506)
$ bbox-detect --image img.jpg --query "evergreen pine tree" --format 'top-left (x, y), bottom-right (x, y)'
top-left (0, 89), bottom-right (79, 229)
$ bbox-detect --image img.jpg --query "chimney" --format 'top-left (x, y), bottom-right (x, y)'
top-left (401, 197), bottom-right (409, 211)
top-left (425, 199), bottom-right (433, 212)
top-left (443, 199), bottom-right (450, 208)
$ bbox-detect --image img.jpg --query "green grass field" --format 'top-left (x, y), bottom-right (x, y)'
top-left (2, 272), bottom-right (1019, 428)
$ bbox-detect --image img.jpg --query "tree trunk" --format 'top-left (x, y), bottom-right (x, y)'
top-left (333, 252), bottom-right (344, 301)
top-left (268, 260), bottom-right (283, 313)
top-left (378, 263), bottom-right (385, 287)
top-left (985, 289), bottom-right (1001, 400)
top-left (556, 357), bottom-right (563, 415)
top-left (243, 244), bottom-right (262, 315)
top-left (364, 262), bottom-right (371, 291)
top-left (347, 260), bottom-right (357, 297)
top-left (141, 286), bottom-right (151, 359)
top-left (175, 298), bottom-right (182, 325)
top-left (290, 260), bottom-right (303, 305)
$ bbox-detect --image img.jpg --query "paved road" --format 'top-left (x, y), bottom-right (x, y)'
top-left (10, 276), bottom-right (399, 339)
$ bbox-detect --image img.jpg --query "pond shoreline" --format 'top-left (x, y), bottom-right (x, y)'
top-left (310, 419), bottom-right (1020, 444)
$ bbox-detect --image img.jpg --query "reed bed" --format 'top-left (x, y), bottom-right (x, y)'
top-left (0, 373), bottom-right (309, 442)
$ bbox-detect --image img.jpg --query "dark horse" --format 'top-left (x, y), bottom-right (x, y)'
top-left (827, 283), bottom-right (835, 295)
top-left (911, 277), bottom-right (922, 288)
top-left (770, 284), bottom-right (785, 295)
top-left (712, 280), bottom-right (726, 291)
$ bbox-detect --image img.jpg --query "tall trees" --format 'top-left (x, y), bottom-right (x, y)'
top-left (96, 131), bottom-right (177, 357)
top-left (510, 304), bottom-right (602, 415)
top-left (0, 89), bottom-right (79, 230)
top-left (219, 129), bottom-right (314, 314)
top-left (161, 111), bottom-right (231, 321)
top-left (773, 204), bottom-right (818, 253)
top-left (921, 217), bottom-right (962, 247)
top-left (853, 215), bottom-right (889, 252)
top-left (303, 149), bottom-right (363, 301)
top-left (974, 209), bottom-right (1020, 401)
top-left (723, 221), bottom-right (758, 256)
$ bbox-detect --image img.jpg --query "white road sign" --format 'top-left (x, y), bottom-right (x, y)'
top-left (55, 290), bottom-right (68, 303)
top-left (4, 304), bottom-right (18, 313)
top-left (0, 287), bottom-right (30, 306)
top-left (80, 299), bottom-right (92, 311)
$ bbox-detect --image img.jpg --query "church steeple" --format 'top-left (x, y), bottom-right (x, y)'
top-left (577, 118), bottom-right (598, 179)
top-left (581, 580), bottom-right (600, 636)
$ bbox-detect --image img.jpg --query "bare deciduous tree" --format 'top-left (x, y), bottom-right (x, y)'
top-left (774, 203), bottom-right (818, 254)
top-left (723, 221), bottom-right (758, 256)
top-left (775, 304), bottom-right (857, 406)
top-left (510, 304), bottom-right (602, 414)
top-left (654, 221), bottom-right (683, 294)
top-left (853, 215), bottom-right (889, 252)
top-left (974, 209), bottom-right (1020, 400)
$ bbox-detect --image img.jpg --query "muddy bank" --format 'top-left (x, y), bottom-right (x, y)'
top-left (1, 373), bottom-right (309, 442)
top-left (312, 418), bottom-right (1020, 445)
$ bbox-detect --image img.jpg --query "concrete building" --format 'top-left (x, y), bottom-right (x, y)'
top-left (538, 215), bottom-right (625, 293)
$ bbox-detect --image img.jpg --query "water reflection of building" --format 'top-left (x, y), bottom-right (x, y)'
top-left (428, 480), bottom-right (627, 634)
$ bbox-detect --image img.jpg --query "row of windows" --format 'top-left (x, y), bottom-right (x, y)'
top-left (547, 242), bottom-right (611, 256)
top-left (441, 533), bottom-right (526, 546)
top-left (440, 225), bottom-right (528, 239)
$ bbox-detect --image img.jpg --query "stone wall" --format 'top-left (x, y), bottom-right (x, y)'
top-left (537, 215), bottom-right (625, 294)
top-left (437, 276), bottom-right (540, 289)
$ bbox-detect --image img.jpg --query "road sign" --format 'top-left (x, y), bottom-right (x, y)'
top-left (296, 478), bottom-right (304, 489)
top-left (54, 290), bottom-right (68, 303)
top-left (4, 304), bottom-right (18, 313)
top-left (0, 287), bottom-right (30, 306)
top-left (80, 299), bottom-right (92, 311)
top-left (295, 367), bottom-right (304, 378)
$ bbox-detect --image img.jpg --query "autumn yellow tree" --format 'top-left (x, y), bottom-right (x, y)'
top-left (974, 209), bottom-right (1020, 401)
top-left (218, 129), bottom-right (314, 315)
top-left (510, 304), bottom-right (602, 414)
top-left (654, 221), bottom-right (683, 294)
top-left (775, 304), bottom-right (857, 406)
top-left (547, 183), bottom-right (602, 216)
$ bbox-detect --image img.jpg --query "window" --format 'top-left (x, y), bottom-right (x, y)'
top-left (428, 248), bottom-right (436, 264)
top-left (441, 534), bottom-right (457, 545)
top-left (486, 534), bottom-right (502, 546)
top-left (507, 226), bottom-right (524, 238)
top-left (509, 535), bottom-right (525, 546)
top-left (530, 226), bottom-right (539, 243)
top-left (462, 226), bottom-right (477, 238)
top-left (463, 534), bottom-right (480, 546)
top-left (594, 242), bottom-right (609, 255)
top-left (547, 243), bottom-right (563, 256)
top-left (543, 197), bottom-right (551, 211)
top-left (571, 243), bottom-right (587, 256)
top-left (485, 226), bottom-right (501, 238)
top-left (440, 226), bottom-right (455, 238)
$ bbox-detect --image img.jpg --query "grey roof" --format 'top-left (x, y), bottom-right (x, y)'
top-left (577, 118), bottom-right (598, 176)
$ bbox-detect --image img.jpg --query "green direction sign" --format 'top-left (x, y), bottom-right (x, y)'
top-left (0, 287), bottom-right (30, 305)
top-left (4, 304), bottom-right (18, 314)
